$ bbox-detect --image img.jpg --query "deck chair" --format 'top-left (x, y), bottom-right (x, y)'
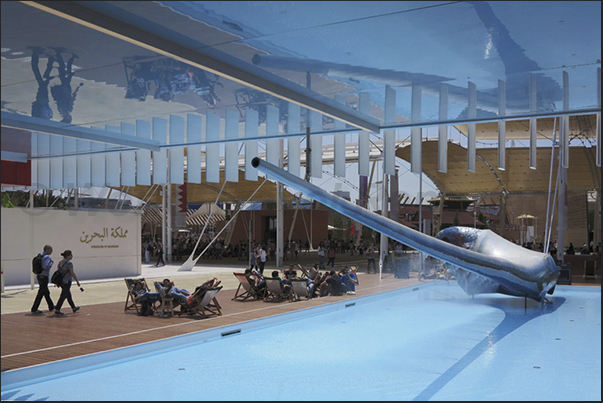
top-left (291, 278), bottom-right (312, 301)
top-left (296, 264), bottom-right (311, 279)
top-left (181, 286), bottom-right (223, 318)
top-left (124, 278), bottom-right (150, 314)
top-left (264, 277), bottom-right (294, 302)
top-left (232, 272), bottom-right (264, 301)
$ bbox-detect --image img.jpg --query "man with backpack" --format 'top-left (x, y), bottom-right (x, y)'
top-left (31, 244), bottom-right (55, 314)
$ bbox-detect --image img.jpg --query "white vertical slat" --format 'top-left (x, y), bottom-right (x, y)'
top-left (224, 109), bottom-right (239, 182)
top-left (36, 133), bottom-right (50, 189)
top-left (287, 102), bottom-right (301, 177)
top-left (438, 84), bottom-right (449, 173)
top-left (561, 71), bottom-right (570, 168)
top-left (152, 118), bottom-right (168, 185)
top-left (497, 80), bottom-right (506, 171)
top-left (169, 115), bottom-right (185, 185)
top-left (358, 92), bottom-right (370, 176)
top-left (266, 105), bottom-right (280, 170)
top-left (597, 67), bottom-right (601, 167)
top-left (467, 81), bottom-right (477, 172)
top-left (529, 75), bottom-right (537, 169)
top-left (136, 120), bottom-right (152, 186)
top-left (120, 122), bottom-right (137, 186)
top-left (63, 137), bottom-right (77, 188)
top-left (104, 125), bottom-right (120, 187)
top-left (206, 111), bottom-right (221, 183)
top-left (410, 85), bottom-right (422, 174)
top-left (383, 85), bottom-right (396, 175)
top-left (90, 127), bottom-right (106, 187)
top-left (186, 113), bottom-right (203, 183)
top-left (49, 135), bottom-right (63, 189)
top-left (76, 139), bottom-right (91, 188)
top-left (309, 109), bottom-right (322, 178)
top-left (245, 109), bottom-right (259, 180)
top-left (30, 132), bottom-right (38, 190)
top-left (333, 95), bottom-right (346, 177)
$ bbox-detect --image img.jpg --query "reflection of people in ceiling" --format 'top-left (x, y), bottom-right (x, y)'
top-left (50, 48), bottom-right (83, 124)
top-left (28, 46), bottom-right (54, 120)
top-left (123, 57), bottom-right (222, 105)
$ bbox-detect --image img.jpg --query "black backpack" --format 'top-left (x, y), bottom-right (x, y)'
top-left (51, 262), bottom-right (67, 286)
top-left (32, 253), bottom-right (44, 275)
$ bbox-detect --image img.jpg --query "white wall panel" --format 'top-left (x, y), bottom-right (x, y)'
top-left (529, 75), bottom-right (537, 170)
top-left (287, 103), bottom-right (301, 177)
top-left (497, 80), bottom-right (506, 171)
top-left (186, 114), bottom-right (202, 184)
top-left (169, 115), bottom-right (185, 184)
top-left (309, 109), bottom-right (322, 178)
top-left (410, 86), bottom-right (422, 174)
top-left (266, 105), bottom-right (280, 170)
top-left (438, 84), bottom-right (449, 173)
top-left (467, 82), bottom-right (476, 172)
top-left (49, 135), bottom-right (63, 189)
top-left (120, 122), bottom-right (136, 186)
top-left (104, 125), bottom-right (120, 187)
top-left (63, 137), bottom-right (77, 188)
top-left (90, 127), bottom-right (106, 188)
top-left (136, 120), bottom-right (152, 186)
top-left (333, 95), bottom-right (346, 177)
top-left (224, 109), bottom-right (239, 182)
top-left (358, 92), bottom-right (371, 176)
top-left (206, 111), bottom-right (221, 183)
top-left (36, 133), bottom-right (50, 189)
top-left (76, 139), bottom-right (91, 187)
top-left (152, 118), bottom-right (167, 184)
top-left (383, 85), bottom-right (396, 175)
top-left (245, 109), bottom-right (259, 181)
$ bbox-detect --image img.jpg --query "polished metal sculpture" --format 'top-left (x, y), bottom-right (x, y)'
top-left (251, 158), bottom-right (560, 302)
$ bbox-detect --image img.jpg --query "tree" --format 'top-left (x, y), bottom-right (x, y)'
top-left (452, 212), bottom-right (460, 227)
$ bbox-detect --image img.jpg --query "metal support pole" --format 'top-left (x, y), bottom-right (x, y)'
top-left (276, 139), bottom-right (284, 269)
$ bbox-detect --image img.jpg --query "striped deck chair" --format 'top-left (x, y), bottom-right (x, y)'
top-left (181, 286), bottom-right (223, 318)
top-left (264, 277), bottom-right (294, 302)
top-left (232, 272), bottom-right (264, 301)
top-left (291, 278), bottom-right (312, 301)
top-left (296, 264), bottom-right (311, 278)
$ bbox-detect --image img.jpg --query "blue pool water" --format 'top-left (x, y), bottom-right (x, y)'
top-left (1, 283), bottom-right (600, 401)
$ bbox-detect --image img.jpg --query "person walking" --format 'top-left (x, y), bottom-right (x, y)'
top-left (249, 244), bottom-right (258, 271)
top-left (365, 243), bottom-right (376, 274)
top-left (155, 241), bottom-right (166, 266)
top-left (327, 245), bottom-right (336, 268)
top-left (54, 250), bottom-right (83, 315)
top-left (317, 242), bottom-right (325, 269)
top-left (31, 244), bottom-right (55, 314)
top-left (258, 244), bottom-right (267, 275)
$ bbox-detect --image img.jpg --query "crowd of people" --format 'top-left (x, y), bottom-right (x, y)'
top-left (242, 262), bottom-right (359, 301)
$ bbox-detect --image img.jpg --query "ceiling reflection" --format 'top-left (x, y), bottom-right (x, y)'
top-left (1, 0), bottom-right (601, 154)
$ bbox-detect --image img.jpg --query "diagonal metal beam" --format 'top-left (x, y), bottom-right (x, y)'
top-left (24, 1), bottom-right (381, 133)
top-left (1, 112), bottom-right (161, 151)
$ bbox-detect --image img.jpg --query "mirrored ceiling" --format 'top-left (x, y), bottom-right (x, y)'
top-left (1, 1), bottom-right (601, 159)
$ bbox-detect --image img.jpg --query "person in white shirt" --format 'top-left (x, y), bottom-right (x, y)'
top-left (258, 244), bottom-right (267, 275)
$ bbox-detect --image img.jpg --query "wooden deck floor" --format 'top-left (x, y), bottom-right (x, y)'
top-left (1, 273), bottom-right (420, 373)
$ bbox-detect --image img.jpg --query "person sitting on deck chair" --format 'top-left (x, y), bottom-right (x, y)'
top-left (271, 270), bottom-right (292, 294)
top-left (339, 267), bottom-right (358, 295)
top-left (244, 268), bottom-right (266, 296)
top-left (181, 278), bottom-right (222, 313)
top-left (131, 280), bottom-right (160, 316)
top-left (154, 278), bottom-right (191, 306)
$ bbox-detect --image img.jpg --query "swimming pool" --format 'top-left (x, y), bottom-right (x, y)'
top-left (1, 282), bottom-right (600, 401)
